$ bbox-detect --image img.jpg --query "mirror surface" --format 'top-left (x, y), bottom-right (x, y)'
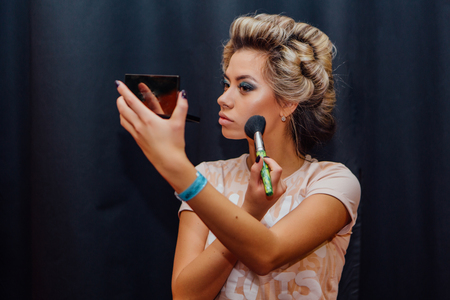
top-left (124, 74), bottom-right (200, 123)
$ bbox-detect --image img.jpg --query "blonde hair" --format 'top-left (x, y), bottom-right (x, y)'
top-left (222, 14), bottom-right (336, 157)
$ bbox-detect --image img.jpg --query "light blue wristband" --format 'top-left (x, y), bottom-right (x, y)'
top-left (175, 171), bottom-right (207, 201)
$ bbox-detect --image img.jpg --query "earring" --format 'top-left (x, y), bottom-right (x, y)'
top-left (281, 116), bottom-right (286, 122)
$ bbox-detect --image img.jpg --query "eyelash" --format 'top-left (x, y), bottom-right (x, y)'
top-left (221, 79), bottom-right (255, 93)
top-left (238, 82), bottom-right (254, 92)
top-left (222, 79), bottom-right (230, 90)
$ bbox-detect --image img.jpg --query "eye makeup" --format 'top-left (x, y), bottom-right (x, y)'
top-left (222, 74), bottom-right (256, 93)
top-left (222, 78), bottom-right (230, 90)
top-left (238, 82), bottom-right (255, 92)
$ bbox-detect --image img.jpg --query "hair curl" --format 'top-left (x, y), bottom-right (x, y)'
top-left (222, 14), bottom-right (336, 157)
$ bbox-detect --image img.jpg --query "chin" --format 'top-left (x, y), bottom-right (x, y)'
top-left (221, 128), bottom-right (246, 140)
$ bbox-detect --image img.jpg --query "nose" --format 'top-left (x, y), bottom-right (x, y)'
top-left (217, 89), bottom-right (234, 109)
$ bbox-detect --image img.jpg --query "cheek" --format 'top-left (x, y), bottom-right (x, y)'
top-left (237, 101), bottom-right (263, 120)
top-left (247, 101), bottom-right (281, 122)
top-left (234, 92), bottom-right (281, 127)
top-left (221, 126), bottom-right (247, 140)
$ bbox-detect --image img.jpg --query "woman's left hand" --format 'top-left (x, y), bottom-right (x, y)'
top-left (242, 157), bottom-right (287, 220)
top-left (116, 81), bottom-right (189, 174)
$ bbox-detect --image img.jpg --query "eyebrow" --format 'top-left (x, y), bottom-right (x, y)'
top-left (223, 73), bottom-right (258, 83)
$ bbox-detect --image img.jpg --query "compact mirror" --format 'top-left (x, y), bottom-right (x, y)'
top-left (124, 74), bottom-right (200, 123)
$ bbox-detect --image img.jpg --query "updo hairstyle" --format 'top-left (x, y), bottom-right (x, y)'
top-left (222, 14), bottom-right (336, 157)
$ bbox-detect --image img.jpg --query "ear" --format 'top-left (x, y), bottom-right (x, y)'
top-left (280, 102), bottom-right (298, 118)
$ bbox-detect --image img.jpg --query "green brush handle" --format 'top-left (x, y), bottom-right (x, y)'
top-left (257, 150), bottom-right (273, 196)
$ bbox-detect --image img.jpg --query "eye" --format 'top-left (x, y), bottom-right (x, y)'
top-left (238, 82), bottom-right (255, 92)
top-left (221, 78), bottom-right (230, 91)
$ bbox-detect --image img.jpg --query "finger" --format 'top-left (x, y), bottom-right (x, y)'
top-left (262, 157), bottom-right (283, 184)
top-left (119, 113), bottom-right (138, 138)
top-left (117, 96), bottom-right (142, 127)
top-left (137, 82), bottom-right (151, 95)
top-left (170, 90), bottom-right (189, 123)
top-left (138, 83), bottom-right (164, 114)
top-left (249, 155), bottom-right (264, 184)
top-left (116, 80), bottom-right (158, 121)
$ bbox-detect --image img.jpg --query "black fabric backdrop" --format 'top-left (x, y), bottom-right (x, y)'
top-left (1, 1), bottom-right (449, 299)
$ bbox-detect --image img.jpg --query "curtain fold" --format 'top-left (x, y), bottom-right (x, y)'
top-left (0, 1), bottom-right (32, 299)
top-left (1, 1), bottom-right (449, 299)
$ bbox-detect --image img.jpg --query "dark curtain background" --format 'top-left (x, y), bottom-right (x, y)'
top-left (1, 0), bottom-right (449, 299)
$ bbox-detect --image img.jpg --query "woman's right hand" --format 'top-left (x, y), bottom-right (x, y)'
top-left (242, 156), bottom-right (287, 220)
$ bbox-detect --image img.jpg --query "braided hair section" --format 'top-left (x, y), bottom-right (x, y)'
top-left (222, 14), bottom-right (336, 157)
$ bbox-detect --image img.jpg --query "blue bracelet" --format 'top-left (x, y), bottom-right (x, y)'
top-left (175, 171), bottom-right (207, 201)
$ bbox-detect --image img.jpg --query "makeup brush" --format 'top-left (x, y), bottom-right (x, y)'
top-left (245, 115), bottom-right (273, 196)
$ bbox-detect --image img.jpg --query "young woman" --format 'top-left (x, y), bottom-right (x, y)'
top-left (116, 13), bottom-right (360, 300)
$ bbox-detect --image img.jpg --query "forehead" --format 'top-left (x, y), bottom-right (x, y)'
top-left (226, 49), bottom-right (268, 79)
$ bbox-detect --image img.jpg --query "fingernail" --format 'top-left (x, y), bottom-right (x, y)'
top-left (181, 90), bottom-right (187, 99)
top-left (115, 80), bottom-right (120, 87)
top-left (265, 156), bottom-right (270, 158)
top-left (255, 155), bottom-right (261, 163)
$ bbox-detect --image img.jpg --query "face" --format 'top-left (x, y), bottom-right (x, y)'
top-left (217, 49), bottom-right (285, 140)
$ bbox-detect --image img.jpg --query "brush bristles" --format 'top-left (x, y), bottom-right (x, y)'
top-left (244, 115), bottom-right (266, 139)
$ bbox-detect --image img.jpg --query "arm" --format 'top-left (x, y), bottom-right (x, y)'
top-left (116, 81), bottom-right (351, 276)
top-left (172, 211), bottom-right (237, 300)
top-left (172, 158), bottom-right (283, 300)
top-left (184, 181), bottom-right (349, 275)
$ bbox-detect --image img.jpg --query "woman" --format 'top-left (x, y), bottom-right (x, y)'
top-left (116, 13), bottom-right (360, 300)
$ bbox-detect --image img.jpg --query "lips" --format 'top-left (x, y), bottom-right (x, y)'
top-left (219, 112), bottom-right (232, 121)
top-left (218, 112), bottom-right (233, 125)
